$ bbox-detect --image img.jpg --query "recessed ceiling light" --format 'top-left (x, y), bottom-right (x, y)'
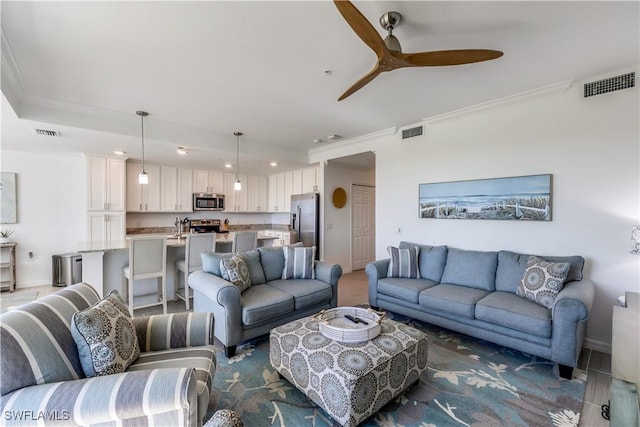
top-left (270, 162), bottom-right (278, 167)
top-left (313, 139), bottom-right (323, 144)
top-left (225, 163), bottom-right (233, 168)
top-left (113, 150), bottom-right (125, 155)
top-left (176, 146), bottom-right (188, 155)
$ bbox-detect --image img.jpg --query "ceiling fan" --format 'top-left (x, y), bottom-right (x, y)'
top-left (333, 0), bottom-right (504, 101)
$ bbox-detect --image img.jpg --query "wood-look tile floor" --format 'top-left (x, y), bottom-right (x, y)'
top-left (25, 269), bottom-right (610, 426)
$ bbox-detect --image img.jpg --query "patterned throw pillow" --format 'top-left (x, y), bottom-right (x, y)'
top-left (282, 246), bottom-right (316, 280)
top-left (220, 254), bottom-right (251, 293)
top-left (387, 246), bottom-right (421, 278)
top-left (516, 256), bottom-right (570, 309)
top-left (71, 290), bottom-right (140, 377)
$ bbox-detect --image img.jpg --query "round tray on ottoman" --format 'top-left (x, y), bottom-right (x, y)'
top-left (315, 307), bottom-right (384, 343)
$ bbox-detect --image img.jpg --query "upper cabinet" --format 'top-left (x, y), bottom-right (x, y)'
top-left (193, 169), bottom-right (224, 194)
top-left (126, 162), bottom-right (161, 212)
top-left (86, 156), bottom-right (126, 211)
top-left (268, 172), bottom-right (288, 212)
top-left (247, 175), bottom-right (268, 212)
top-left (161, 166), bottom-right (193, 212)
top-left (302, 166), bottom-right (319, 193)
top-left (224, 172), bottom-right (248, 211)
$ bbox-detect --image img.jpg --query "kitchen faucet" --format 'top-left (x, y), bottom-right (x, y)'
top-left (174, 216), bottom-right (182, 239)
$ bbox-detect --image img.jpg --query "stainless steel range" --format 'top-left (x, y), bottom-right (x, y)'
top-left (189, 219), bottom-right (221, 233)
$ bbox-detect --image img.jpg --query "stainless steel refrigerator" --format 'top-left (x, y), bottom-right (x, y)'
top-left (290, 192), bottom-right (320, 259)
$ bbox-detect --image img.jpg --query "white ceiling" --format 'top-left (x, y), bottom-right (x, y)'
top-left (1, 1), bottom-right (638, 175)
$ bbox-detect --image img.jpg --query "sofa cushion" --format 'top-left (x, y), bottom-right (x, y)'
top-left (496, 250), bottom-right (585, 293)
top-left (240, 284), bottom-right (294, 326)
top-left (282, 246), bottom-right (316, 279)
top-left (387, 246), bottom-right (420, 278)
top-left (516, 256), bottom-right (570, 309)
top-left (475, 292), bottom-right (552, 338)
top-left (242, 250), bottom-right (266, 285)
top-left (71, 290), bottom-right (140, 377)
top-left (257, 246), bottom-right (286, 282)
top-left (440, 248), bottom-right (498, 291)
top-left (128, 344), bottom-right (215, 419)
top-left (400, 242), bottom-right (448, 282)
top-left (201, 251), bottom-right (233, 277)
top-left (419, 284), bottom-right (490, 318)
top-left (378, 277), bottom-right (439, 304)
top-left (220, 254), bottom-right (251, 293)
top-left (268, 279), bottom-right (333, 310)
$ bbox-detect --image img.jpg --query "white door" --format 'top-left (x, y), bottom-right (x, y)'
top-left (351, 184), bottom-right (375, 270)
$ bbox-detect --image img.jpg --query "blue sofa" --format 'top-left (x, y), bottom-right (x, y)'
top-left (366, 241), bottom-right (595, 379)
top-left (189, 246), bottom-right (343, 358)
top-left (0, 283), bottom-right (216, 426)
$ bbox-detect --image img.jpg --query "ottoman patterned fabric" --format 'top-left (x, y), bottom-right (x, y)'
top-left (270, 315), bottom-right (428, 427)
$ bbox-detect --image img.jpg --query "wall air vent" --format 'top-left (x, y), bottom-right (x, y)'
top-left (33, 128), bottom-right (60, 137)
top-left (584, 72), bottom-right (635, 98)
top-left (402, 125), bottom-right (423, 140)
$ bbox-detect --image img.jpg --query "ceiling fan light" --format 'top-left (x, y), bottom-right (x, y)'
top-left (138, 170), bottom-right (149, 185)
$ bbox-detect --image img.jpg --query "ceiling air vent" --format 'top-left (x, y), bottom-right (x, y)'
top-left (402, 125), bottom-right (423, 140)
top-left (33, 128), bottom-right (60, 137)
top-left (584, 72), bottom-right (635, 98)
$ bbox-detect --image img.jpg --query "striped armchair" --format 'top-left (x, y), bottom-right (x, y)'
top-left (0, 283), bottom-right (216, 426)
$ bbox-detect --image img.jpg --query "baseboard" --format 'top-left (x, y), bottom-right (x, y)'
top-left (584, 338), bottom-right (611, 355)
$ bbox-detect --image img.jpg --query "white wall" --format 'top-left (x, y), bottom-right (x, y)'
top-left (0, 150), bottom-right (86, 287)
top-left (316, 70), bottom-right (640, 349)
top-left (323, 161), bottom-right (375, 271)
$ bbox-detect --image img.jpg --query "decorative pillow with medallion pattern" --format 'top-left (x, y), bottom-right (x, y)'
top-left (71, 290), bottom-right (140, 377)
top-left (516, 255), bottom-right (570, 309)
top-left (220, 254), bottom-right (251, 293)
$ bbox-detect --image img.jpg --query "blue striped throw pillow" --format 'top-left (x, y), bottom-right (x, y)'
top-left (282, 246), bottom-right (316, 279)
top-left (387, 246), bottom-right (421, 278)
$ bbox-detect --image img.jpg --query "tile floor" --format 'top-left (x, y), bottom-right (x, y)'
top-left (19, 268), bottom-right (611, 426)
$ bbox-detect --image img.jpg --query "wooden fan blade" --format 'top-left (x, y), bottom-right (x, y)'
top-left (402, 49), bottom-right (503, 67)
top-left (333, 0), bottom-right (386, 58)
top-left (338, 66), bottom-right (383, 101)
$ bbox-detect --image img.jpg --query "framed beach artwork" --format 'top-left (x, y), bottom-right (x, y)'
top-left (0, 172), bottom-right (17, 224)
top-left (419, 174), bottom-right (552, 221)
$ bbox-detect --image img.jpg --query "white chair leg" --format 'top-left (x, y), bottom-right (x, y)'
top-left (161, 277), bottom-right (167, 315)
top-left (184, 270), bottom-right (190, 311)
top-left (126, 277), bottom-right (134, 316)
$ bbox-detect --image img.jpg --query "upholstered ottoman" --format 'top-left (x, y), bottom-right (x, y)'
top-left (270, 315), bottom-right (428, 427)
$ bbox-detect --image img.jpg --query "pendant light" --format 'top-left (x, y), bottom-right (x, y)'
top-left (234, 131), bottom-right (243, 191)
top-left (137, 110), bottom-right (149, 185)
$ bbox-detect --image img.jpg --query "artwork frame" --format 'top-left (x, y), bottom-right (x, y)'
top-left (419, 174), bottom-right (552, 221)
top-left (0, 172), bottom-right (17, 224)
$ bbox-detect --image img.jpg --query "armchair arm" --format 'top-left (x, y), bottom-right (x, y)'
top-left (315, 261), bottom-right (343, 307)
top-left (551, 279), bottom-right (595, 367)
top-left (188, 270), bottom-right (242, 349)
top-left (133, 312), bottom-right (214, 352)
top-left (1, 368), bottom-right (198, 427)
top-left (365, 259), bottom-right (390, 307)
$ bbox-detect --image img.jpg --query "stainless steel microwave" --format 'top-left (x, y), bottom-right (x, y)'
top-left (193, 193), bottom-right (225, 211)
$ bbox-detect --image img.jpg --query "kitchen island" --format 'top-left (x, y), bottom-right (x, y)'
top-left (78, 232), bottom-right (280, 299)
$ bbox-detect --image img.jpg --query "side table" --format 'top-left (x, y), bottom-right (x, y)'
top-left (0, 242), bottom-right (16, 292)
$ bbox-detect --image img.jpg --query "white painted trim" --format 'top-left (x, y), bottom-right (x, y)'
top-left (308, 127), bottom-right (393, 164)
top-left (424, 79), bottom-right (574, 125)
top-left (583, 338), bottom-right (612, 355)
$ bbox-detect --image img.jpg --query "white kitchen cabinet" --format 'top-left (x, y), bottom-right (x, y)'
top-left (268, 172), bottom-right (288, 212)
top-left (161, 166), bottom-right (193, 212)
top-left (193, 169), bottom-right (224, 194)
top-left (126, 162), bottom-right (161, 212)
top-left (224, 172), bottom-right (247, 211)
top-left (283, 171), bottom-right (294, 212)
top-left (87, 211), bottom-right (125, 243)
top-left (302, 166), bottom-right (319, 193)
top-left (87, 156), bottom-right (126, 211)
top-left (247, 175), bottom-right (268, 212)
top-left (292, 169), bottom-right (303, 195)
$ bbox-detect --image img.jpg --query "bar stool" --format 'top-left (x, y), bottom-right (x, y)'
top-left (175, 232), bottom-right (216, 310)
top-left (122, 236), bottom-right (167, 315)
top-left (232, 231), bottom-right (257, 253)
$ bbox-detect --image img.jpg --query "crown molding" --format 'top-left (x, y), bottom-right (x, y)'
top-left (308, 127), bottom-right (394, 164)
top-left (424, 79), bottom-right (574, 125)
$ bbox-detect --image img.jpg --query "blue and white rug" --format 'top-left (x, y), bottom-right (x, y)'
top-left (208, 312), bottom-right (587, 427)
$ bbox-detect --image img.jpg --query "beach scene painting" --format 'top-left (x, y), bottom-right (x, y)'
top-left (419, 174), bottom-right (552, 221)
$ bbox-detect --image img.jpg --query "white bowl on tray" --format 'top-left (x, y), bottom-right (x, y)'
top-left (315, 307), bottom-right (385, 343)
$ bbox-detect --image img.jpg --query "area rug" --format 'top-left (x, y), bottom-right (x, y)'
top-left (0, 291), bottom-right (38, 314)
top-left (207, 312), bottom-right (587, 427)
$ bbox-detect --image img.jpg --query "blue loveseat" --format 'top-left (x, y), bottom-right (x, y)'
top-left (0, 283), bottom-right (216, 426)
top-left (366, 241), bottom-right (595, 378)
